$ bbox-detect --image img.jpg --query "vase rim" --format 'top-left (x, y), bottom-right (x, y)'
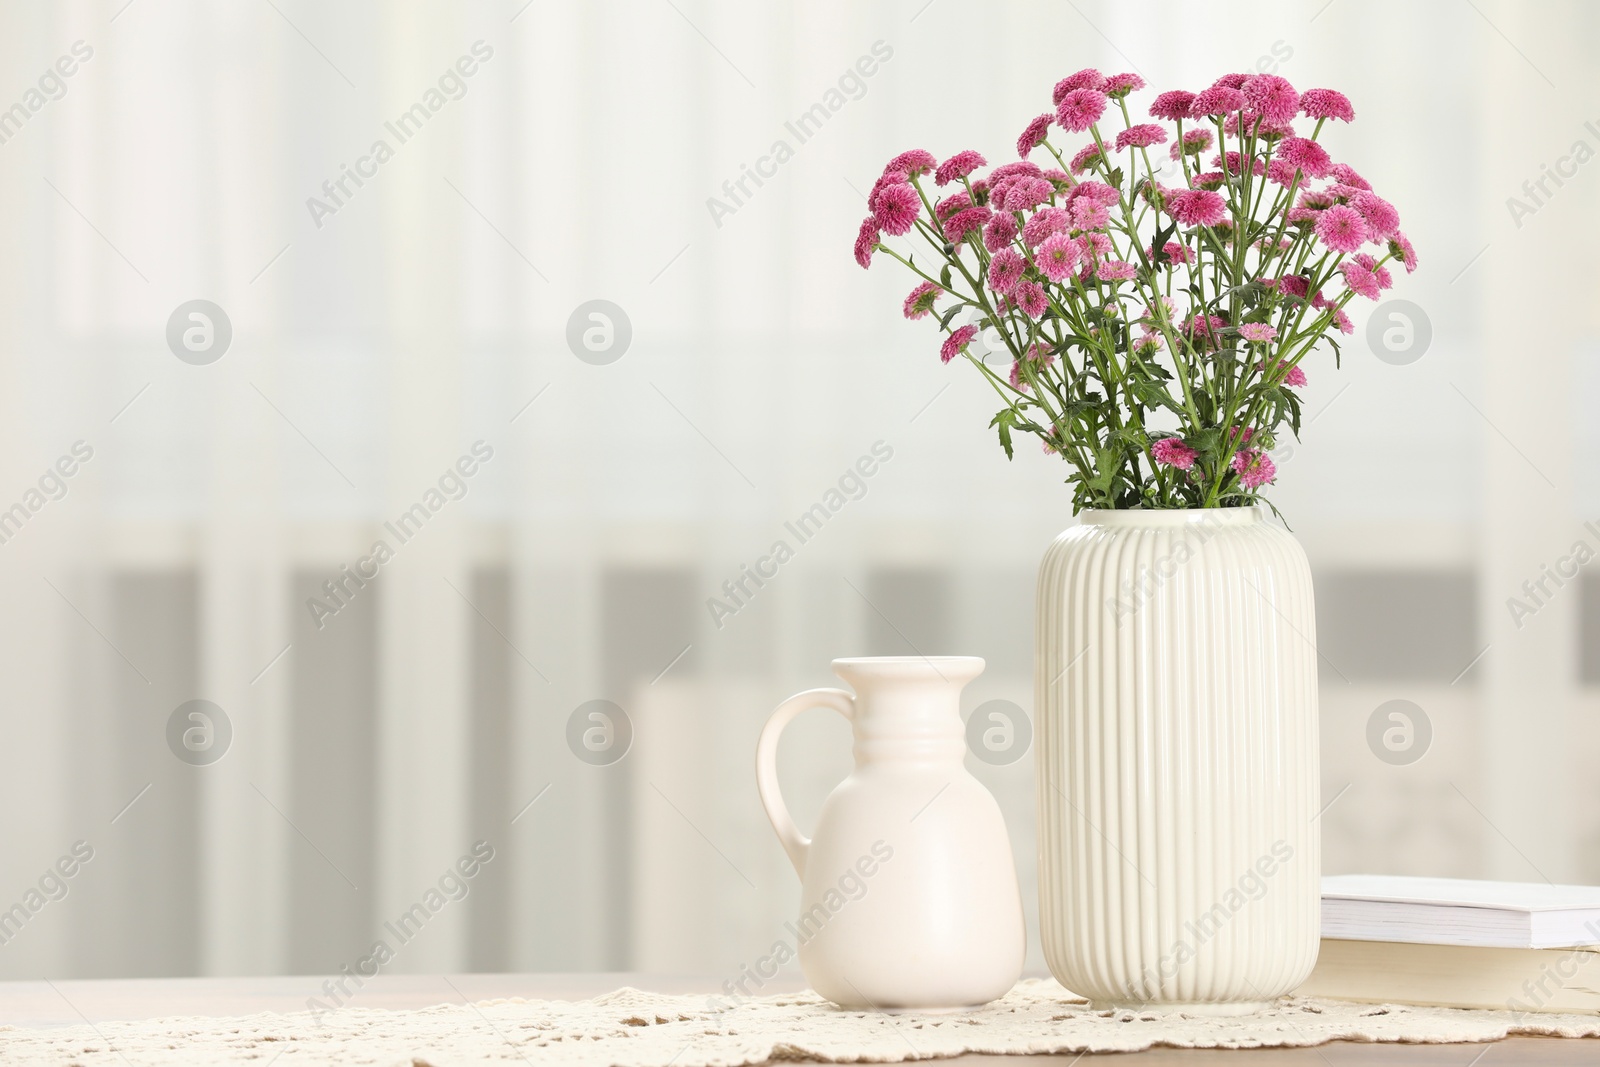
top-left (1076, 505), bottom-right (1262, 527)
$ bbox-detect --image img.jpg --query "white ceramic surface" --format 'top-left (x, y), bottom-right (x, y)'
top-left (1035, 507), bottom-right (1320, 1010)
top-left (756, 656), bottom-right (1026, 1010)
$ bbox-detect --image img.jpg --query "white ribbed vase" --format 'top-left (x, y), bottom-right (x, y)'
top-left (1034, 507), bottom-right (1320, 1012)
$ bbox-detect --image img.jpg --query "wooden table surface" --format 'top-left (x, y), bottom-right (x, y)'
top-left (2, 972), bottom-right (1594, 1064)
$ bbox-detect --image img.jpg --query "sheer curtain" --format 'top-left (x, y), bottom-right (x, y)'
top-left (0, 0), bottom-right (1595, 986)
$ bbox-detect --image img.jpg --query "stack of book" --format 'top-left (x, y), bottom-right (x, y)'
top-left (1298, 874), bottom-right (1600, 1013)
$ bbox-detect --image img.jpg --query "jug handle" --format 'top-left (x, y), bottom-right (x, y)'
top-left (755, 687), bottom-right (856, 879)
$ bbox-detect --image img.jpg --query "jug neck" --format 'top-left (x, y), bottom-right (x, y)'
top-left (832, 657), bottom-right (982, 767)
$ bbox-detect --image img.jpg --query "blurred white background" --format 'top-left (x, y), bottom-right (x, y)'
top-left (0, 0), bottom-right (1596, 992)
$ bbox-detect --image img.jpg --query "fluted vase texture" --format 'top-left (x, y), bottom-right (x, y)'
top-left (1034, 507), bottom-right (1320, 1011)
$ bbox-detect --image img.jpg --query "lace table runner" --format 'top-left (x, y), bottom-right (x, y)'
top-left (5, 978), bottom-right (1599, 1066)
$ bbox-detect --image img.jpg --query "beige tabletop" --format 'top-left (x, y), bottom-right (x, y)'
top-left (1, 973), bottom-right (1595, 1064)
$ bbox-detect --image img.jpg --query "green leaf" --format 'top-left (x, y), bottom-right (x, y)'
top-left (1126, 379), bottom-right (1183, 414)
top-left (938, 303), bottom-right (966, 330)
top-left (1088, 447), bottom-right (1121, 492)
top-left (939, 263), bottom-right (952, 288)
top-left (1149, 219), bottom-right (1178, 265)
top-left (1108, 426), bottom-right (1147, 451)
top-left (989, 408), bottom-right (1018, 460)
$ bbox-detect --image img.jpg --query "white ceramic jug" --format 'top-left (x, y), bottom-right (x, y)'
top-left (756, 656), bottom-right (1025, 1010)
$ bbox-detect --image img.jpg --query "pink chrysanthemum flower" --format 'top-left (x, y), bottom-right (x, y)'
top-left (885, 150), bottom-right (936, 178)
top-left (1022, 207), bottom-right (1069, 247)
top-left (988, 248), bottom-right (1026, 293)
top-left (1328, 163), bottom-right (1371, 190)
top-left (1266, 159), bottom-right (1300, 187)
top-left (1241, 73), bottom-right (1300, 125)
top-left (1074, 181), bottom-right (1120, 206)
top-left (1298, 189), bottom-right (1336, 210)
top-left (1191, 170), bottom-right (1226, 190)
top-left (1014, 280), bottom-right (1049, 319)
top-left (1226, 113), bottom-right (1294, 140)
top-left (1339, 259), bottom-right (1382, 300)
top-left (1068, 142), bottom-right (1104, 174)
top-left (853, 217), bottom-right (879, 269)
top-left (1349, 191), bottom-right (1399, 240)
top-left (1146, 241), bottom-right (1191, 265)
top-left (902, 281), bottom-right (943, 319)
top-left (1151, 437), bottom-right (1197, 470)
top-left (1315, 203), bottom-right (1367, 253)
top-left (1239, 322), bottom-right (1278, 343)
top-left (940, 324), bottom-right (978, 364)
top-left (1009, 351), bottom-right (1054, 389)
top-left (1300, 88), bottom-right (1355, 122)
top-left (1191, 86), bottom-right (1246, 115)
top-left (1009, 359), bottom-right (1028, 390)
top-left (873, 183), bottom-right (921, 235)
top-left (1070, 198), bottom-right (1110, 232)
top-left (1005, 176), bottom-right (1056, 211)
top-left (1342, 265), bottom-right (1383, 300)
top-left (1079, 232), bottom-right (1113, 259)
top-left (1017, 113), bottom-right (1053, 157)
top-left (935, 150), bottom-right (987, 187)
top-left (1182, 313), bottom-right (1228, 348)
top-left (1041, 168), bottom-right (1073, 190)
top-left (1232, 449), bottom-right (1276, 488)
top-left (1135, 179), bottom-right (1175, 210)
top-left (1215, 150), bottom-right (1266, 178)
top-left (1283, 365), bottom-right (1308, 387)
top-left (1271, 274), bottom-right (1310, 299)
top-left (1149, 90), bottom-right (1195, 120)
top-left (1331, 307), bottom-right (1353, 334)
top-left (1115, 123), bottom-right (1169, 150)
top-left (1056, 88), bottom-right (1108, 133)
top-left (1211, 72), bottom-right (1250, 90)
top-left (1104, 72), bottom-right (1145, 97)
top-left (1133, 331), bottom-right (1165, 355)
top-left (934, 190), bottom-right (971, 222)
top-left (942, 205), bottom-right (992, 243)
top-left (1277, 137), bottom-right (1332, 179)
top-left (1053, 68), bottom-right (1107, 103)
top-left (990, 161), bottom-right (1042, 180)
top-left (1389, 231), bottom-right (1419, 273)
top-left (1352, 253), bottom-right (1393, 290)
top-left (1168, 188), bottom-right (1227, 227)
top-left (1095, 259), bottom-right (1137, 281)
top-left (867, 170), bottom-right (906, 214)
top-left (983, 213), bottom-right (1019, 253)
top-left (1169, 128), bottom-right (1213, 160)
top-left (1036, 231), bottom-right (1081, 282)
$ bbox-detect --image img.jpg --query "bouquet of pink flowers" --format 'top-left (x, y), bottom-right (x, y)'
top-left (855, 69), bottom-right (1416, 511)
